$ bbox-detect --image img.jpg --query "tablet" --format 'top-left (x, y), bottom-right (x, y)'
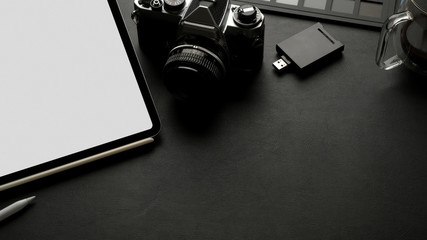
top-left (0, 0), bottom-right (160, 191)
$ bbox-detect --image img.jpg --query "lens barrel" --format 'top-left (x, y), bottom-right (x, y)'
top-left (163, 44), bottom-right (227, 101)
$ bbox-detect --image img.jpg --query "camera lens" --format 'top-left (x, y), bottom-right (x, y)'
top-left (163, 44), bottom-right (227, 101)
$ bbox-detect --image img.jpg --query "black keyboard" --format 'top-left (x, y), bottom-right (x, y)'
top-left (233, 0), bottom-right (398, 28)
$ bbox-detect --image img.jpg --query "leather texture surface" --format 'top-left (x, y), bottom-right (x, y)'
top-left (1, 0), bottom-right (427, 239)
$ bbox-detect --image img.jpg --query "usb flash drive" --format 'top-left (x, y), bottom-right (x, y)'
top-left (273, 23), bottom-right (344, 72)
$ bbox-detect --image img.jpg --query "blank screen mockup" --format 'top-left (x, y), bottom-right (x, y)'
top-left (0, 0), bottom-right (155, 178)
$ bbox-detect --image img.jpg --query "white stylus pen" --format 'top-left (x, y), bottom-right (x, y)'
top-left (0, 196), bottom-right (36, 222)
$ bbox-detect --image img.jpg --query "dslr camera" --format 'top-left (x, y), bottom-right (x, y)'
top-left (132, 0), bottom-right (265, 100)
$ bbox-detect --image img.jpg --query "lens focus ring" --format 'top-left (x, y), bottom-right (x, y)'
top-left (163, 45), bottom-right (226, 100)
top-left (165, 46), bottom-right (225, 79)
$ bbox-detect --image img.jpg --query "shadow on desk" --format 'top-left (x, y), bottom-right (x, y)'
top-left (0, 142), bottom-right (158, 198)
top-left (396, 68), bottom-right (427, 97)
top-left (273, 51), bottom-right (345, 81)
top-left (168, 69), bottom-right (263, 135)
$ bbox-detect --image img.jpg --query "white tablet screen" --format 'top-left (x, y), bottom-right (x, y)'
top-left (0, 0), bottom-right (158, 178)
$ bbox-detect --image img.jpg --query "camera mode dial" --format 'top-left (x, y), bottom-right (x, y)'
top-left (164, 0), bottom-right (185, 12)
top-left (233, 5), bottom-right (263, 28)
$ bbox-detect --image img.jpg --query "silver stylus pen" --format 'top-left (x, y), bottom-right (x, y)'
top-left (0, 196), bottom-right (36, 222)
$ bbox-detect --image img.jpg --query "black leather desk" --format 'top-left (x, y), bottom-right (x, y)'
top-left (1, 0), bottom-right (427, 239)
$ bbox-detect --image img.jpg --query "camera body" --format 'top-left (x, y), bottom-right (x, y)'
top-left (132, 0), bottom-right (265, 100)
